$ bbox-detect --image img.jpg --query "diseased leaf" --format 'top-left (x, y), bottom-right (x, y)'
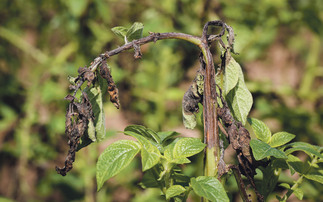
top-left (182, 110), bottom-right (197, 129)
top-left (250, 139), bottom-right (287, 160)
top-left (270, 132), bottom-right (295, 147)
top-left (166, 185), bottom-right (186, 200)
top-left (126, 22), bottom-right (144, 41)
top-left (96, 140), bottom-right (140, 191)
top-left (84, 75), bottom-right (107, 142)
top-left (173, 138), bottom-right (205, 159)
top-left (191, 176), bottom-right (229, 202)
top-left (87, 119), bottom-right (96, 141)
top-left (111, 26), bottom-right (128, 38)
top-left (226, 59), bottom-right (253, 125)
top-left (124, 131), bottom-right (161, 171)
top-left (247, 118), bottom-right (271, 143)
top-left (224, 55), bottom-right (239, 95)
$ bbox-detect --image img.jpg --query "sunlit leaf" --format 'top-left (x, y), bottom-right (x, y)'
top-left (111, 26), bottom-right (128, 38)
top-left (126, 22), bottom-right (144, 41)
top-left (166, 185), bottom-right (186, 200)
top-left (304, 168), bottom-right (323, 184)
top-left (191, 176), bottom-right (229, 202)
top-left (224, 55), bottom-right (239, 95)
top-left (96, 140), bottom-right (140, 191)
top-left (226, 58), bottom-right (253, 125)
top-left (164, 140), bottom-right (191, 164)
top-left (173, 138), bottom-right (205, 159)
top-left (270, 132), bottom-right (295, 147)
top-left (248, 118), bottom-right (271, 143)
top-left (124, 131), bottom-right (161, 171)
top-left (250, 139), bottom-right (287, 160)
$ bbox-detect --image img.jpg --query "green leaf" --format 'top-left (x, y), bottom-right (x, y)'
top-left (173, 138), bottom-right (205, 159)
top-left (250, 139), bottom-right (287, 160)
top-left (125, 125), bottom-right (160, 143)
top-left (279, 183), bottom-right (290, 189)
top-left (226, 60), bottom-right (253, 125)
top-left (293, 188), bottom-right (304, 200)
top-left (87, 119), bottom-right (96, 141)
top-left (164, 140), bottom-right (191, 164)
top-left (224, 55), bottom-right (239, 95)
top-left (166, 185), bottom-right (186, 200)
top-left (124, 131), bottom-right (161, 171)
top-left (139, 170), bottom-right (160, 188)
top-left (191, 176), bottom-right (229, 202)
top-left (247, 118), bottom-right (271, 143)
top-left (111, 26), bottom-right (128, 38)
top-left (270, 132), bottom-right (295, 148)
top-left (84, 75), bottom-right (107, 142)
top-left (304, 173), bottom-right (323, 184)
top-left (284, 142), bottom-right (323, 158)
top-left (158, 131), bottom-right (179, 144)
top-left (126, 22), bottom-right (144, 41)
top-left (96, 140), bottom-right (140, 191)
top-left (182, 109), bottom-right (197, 129)
top-left (286, 154), bottom-right (309, 175)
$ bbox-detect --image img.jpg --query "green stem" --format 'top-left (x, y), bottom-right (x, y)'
top-left (281, 156), bottom-right (318, 201)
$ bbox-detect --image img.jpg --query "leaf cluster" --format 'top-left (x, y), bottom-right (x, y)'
top-left (96, 125), bottom-right (229, 201)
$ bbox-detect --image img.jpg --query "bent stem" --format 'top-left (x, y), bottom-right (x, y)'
top-left (82, 20), bottom-right (229, 200)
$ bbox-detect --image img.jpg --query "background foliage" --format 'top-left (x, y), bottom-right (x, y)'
top-left (0, 0), bottom-right (322, 201)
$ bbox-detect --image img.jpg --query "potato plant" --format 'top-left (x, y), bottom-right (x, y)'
top-left (56, 21), bottom-right (322, 202)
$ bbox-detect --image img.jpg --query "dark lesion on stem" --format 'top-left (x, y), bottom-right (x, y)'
top-left (216, 83), bottom-right (264, 201)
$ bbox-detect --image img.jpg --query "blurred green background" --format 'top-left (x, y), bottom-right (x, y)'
top-left (0, 0), bottom-right (322, 201)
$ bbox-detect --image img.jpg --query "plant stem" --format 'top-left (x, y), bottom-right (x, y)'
top-left (281, 156), bottom-right (318, 200)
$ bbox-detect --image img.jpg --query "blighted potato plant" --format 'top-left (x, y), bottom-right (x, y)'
top-left (56, 21), bottom-right (323, 201)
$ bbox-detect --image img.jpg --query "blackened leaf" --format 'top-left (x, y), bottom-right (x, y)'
top-left (191, 176), bottom-right (229, 202)
top-left (96, 140), bottom-right (140, 191)
top-left (84, 76), bottom-right (107, 142)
